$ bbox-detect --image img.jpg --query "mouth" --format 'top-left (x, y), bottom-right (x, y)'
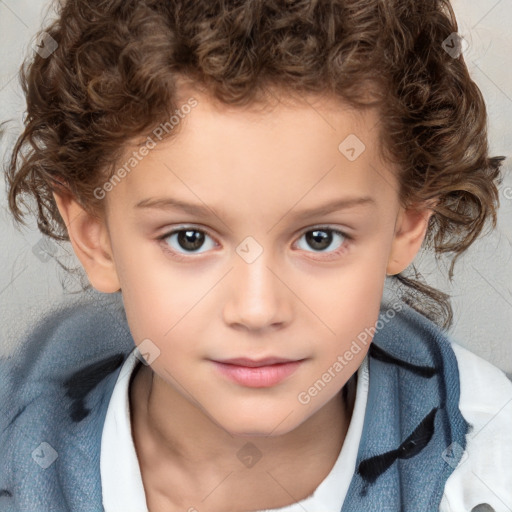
top-left (214, 356), bottom-right (302, 367)
top-left (210, 357), bottom-right (307, 388)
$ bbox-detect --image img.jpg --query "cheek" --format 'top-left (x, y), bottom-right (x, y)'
top-left (303, 255), bottom-right (386, 342)
top-left (121, 281), bottom-right (202, 352)
top-left (110, 233), bottom-right (199, 340)
top-left (117, 267), bottom-right (210, 365)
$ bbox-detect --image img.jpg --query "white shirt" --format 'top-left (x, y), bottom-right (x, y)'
top-left (440, 344), bottom-right (512, 512)
top-left (100, 343), bottom-right (512, 512)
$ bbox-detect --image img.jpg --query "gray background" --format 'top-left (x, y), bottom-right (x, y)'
top-left (1, 0), bottom-right (511, 377)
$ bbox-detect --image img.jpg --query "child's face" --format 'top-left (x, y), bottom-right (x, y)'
top-left (57, 89), bottom-right (431, 436)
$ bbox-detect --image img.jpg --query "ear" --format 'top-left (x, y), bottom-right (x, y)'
top-left (52, 190), bottom-right (121, 293)
top-left (386, 203), bottom-right (435, 276)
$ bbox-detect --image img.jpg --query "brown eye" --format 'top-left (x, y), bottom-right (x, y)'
top-left (305, 230), bottom-right (333, 251)
top-left (176, 230), bottom-right (205, 251)
top-left (295, 227), bottom-right (351, 258)
top-left (160, 227), bottom-right (216, 255)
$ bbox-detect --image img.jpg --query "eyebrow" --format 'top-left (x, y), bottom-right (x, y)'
top-left (134, 195), bottom-right (377, 219)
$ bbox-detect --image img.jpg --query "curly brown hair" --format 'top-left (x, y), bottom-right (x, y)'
top-left (3, 0), bottom-right (505, 330)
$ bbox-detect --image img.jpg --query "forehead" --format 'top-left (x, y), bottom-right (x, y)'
top-left (104, 90), bottom-right (398, 219)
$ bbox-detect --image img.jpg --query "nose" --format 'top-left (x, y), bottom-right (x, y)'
top-left (222, 247), bottom-right (292, 332)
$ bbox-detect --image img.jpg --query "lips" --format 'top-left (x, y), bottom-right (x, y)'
top-left (214, 357), bottom-right (300, 368)
top-left (210, 357), bottom-right (306, 387)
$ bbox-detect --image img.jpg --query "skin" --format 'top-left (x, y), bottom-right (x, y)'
top-left (53, 87), bottom-right (434, 512)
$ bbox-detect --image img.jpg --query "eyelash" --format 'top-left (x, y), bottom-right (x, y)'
top-left (156, 225), bottom-right (353, 262)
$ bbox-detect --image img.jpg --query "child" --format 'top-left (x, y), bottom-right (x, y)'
top-left (2, 0), bottom-right (511, 511)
